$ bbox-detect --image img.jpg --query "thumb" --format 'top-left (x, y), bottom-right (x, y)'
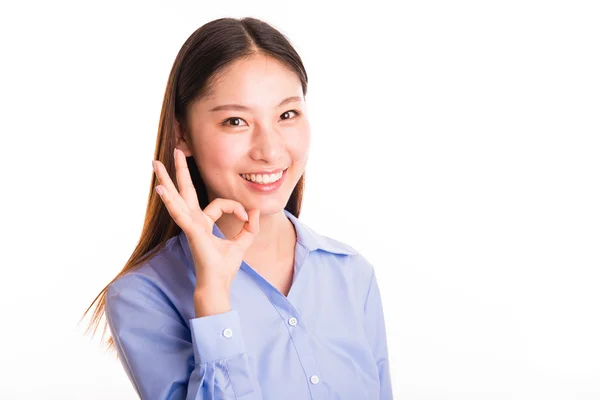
top-left (232, 208), bottom-right (260, 251)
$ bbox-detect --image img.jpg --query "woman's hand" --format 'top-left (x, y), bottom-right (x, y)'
top-left (152, 148), bottom-right (260, 314)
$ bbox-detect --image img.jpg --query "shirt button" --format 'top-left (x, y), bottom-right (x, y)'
top-left (288, 317), bottom-right (298, 326)
top-left (222, 328), bottom-right (233, 339)
top-left (310, 375), bottom-right (320, 384)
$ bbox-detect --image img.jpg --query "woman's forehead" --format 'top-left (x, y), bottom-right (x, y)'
top-left (198, 58), bottom-right (303, 110)
top-left (213, 57), bottom-right (299, 90)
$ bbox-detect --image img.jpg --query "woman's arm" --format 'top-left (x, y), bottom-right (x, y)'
top-left (363, 267), bottom-right (394, 399)
top-left (105, 273), bottom-right (263, 399)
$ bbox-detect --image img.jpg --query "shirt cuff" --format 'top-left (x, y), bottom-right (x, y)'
top-left (189, 310), bottom-right (246, 364)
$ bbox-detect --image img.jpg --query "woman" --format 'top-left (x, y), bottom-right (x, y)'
top-left (83, 17), bottom-right (393, 399)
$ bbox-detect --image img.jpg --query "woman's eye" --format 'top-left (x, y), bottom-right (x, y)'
top-left (221, 117), bottom-right (247, 127)
top-left (221, 110), bottom-right (299, 127)
top-left (280, 110), bottom-right (300, 120)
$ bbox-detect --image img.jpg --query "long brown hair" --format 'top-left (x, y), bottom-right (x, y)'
top-left (80, 17), bottom-right (309, 351)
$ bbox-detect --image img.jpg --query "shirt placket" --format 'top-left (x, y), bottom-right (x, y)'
top-left (239, 249), bottom-right (329, 399)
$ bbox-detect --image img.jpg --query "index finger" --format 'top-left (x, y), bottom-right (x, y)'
top-left (202, 198), bottom-right (249, 225)
top-left (174, 148), bottom-right (201, 211)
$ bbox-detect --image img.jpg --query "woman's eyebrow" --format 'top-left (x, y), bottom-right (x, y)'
top-left (209, 96), bottom-right (302, 112)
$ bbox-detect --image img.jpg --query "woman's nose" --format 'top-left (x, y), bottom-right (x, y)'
top-left (249, 124), bottom-right (284, 163)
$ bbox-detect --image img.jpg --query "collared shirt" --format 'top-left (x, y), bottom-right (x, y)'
top-left (105, 209), bottom-right (393, 399)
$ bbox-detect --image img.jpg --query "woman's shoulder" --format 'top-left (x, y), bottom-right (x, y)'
top-left (300, 224), bottom-right (377, 306)
top-left (296, 219), bottom-right (375, 276)
top-left (289, 212), bottom-right (356, 255)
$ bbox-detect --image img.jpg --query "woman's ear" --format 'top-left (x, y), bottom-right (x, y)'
top-left (174, 119), bottom-right (193, 157)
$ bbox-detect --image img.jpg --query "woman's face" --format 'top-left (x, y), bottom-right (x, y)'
top-left (178, 54), bottom-right (311, 216)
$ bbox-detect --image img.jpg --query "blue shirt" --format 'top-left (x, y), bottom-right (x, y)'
top-left (105, 209), bottom-right (393, 399)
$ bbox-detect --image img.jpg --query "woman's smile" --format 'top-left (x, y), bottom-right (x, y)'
top-left (239, 168), bottom-right (288, 193)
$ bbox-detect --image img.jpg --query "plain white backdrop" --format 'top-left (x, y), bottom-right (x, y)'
top-left (1, 0), bottom-right (599, 398)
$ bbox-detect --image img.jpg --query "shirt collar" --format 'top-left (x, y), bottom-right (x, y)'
top-left (178, 208), bottom-right (356, 267)
top-left (283, 209), bottom-right (357, 255)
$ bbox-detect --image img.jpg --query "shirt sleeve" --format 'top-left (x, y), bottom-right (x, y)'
top-left (104, 273), bottom-right (263, 400)
top-left (363, 267), bottom-right (394, 399)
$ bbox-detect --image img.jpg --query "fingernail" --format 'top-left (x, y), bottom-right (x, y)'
top-left (174, 148), bottom-right (178, 158)
top-left (152, 160), bottom-right (156, 172)
top-left (155, 186), bottom-right (163, 196)
top-left (244, 212), bottom-right (249, 221)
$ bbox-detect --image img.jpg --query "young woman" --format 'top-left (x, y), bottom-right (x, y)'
top-left (84, 17), bottom-right (393, 400)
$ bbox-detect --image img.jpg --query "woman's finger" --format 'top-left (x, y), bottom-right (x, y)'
top-left (153, 159), bottom-right (190, 229)
top-left (153, 159), bottom-right (188, 213)
top-left (232, 208), bottom-right (260, 250)
top-left (173, 148), bottom-right (201, 211)
top-left (202, 198), bottom-right (249, 224)
top-left (153, 159), bottom-right (179, 195)
top-left (154, 184), bottom-right (192, 229)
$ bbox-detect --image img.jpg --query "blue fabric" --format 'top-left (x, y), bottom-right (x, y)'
top-left (105, 209), bottom-right (393, 399)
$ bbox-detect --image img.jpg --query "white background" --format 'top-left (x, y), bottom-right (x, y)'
top-left (1, 0), bottom-right (599, 399)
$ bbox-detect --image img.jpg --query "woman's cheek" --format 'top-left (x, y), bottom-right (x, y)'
top-left (289, 125), bottom-right (310, 161)
top-left (206, 139), bottom-right (244, 168)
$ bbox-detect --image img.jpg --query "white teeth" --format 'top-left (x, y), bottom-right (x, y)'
top-left (241, 170), bottom-right (284, 184)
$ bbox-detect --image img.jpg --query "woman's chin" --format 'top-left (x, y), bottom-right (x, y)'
top-left (246, 198), bottom-right (288, 217)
